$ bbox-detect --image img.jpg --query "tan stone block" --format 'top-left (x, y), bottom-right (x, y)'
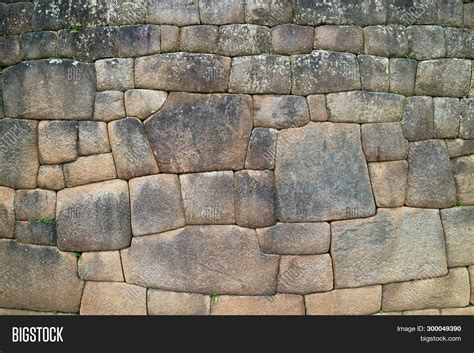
top-left (440, 307), bottom-right (474, 315)
top-left (78, 251), bottom-right (124, 282)
top-left (307, 95), bottom-right (327, 121)
top-left (14, 189), bottom-right (56, 221)
top-left (210, 294), bottom-right (304, 315)
top-left (124, 89), bottom-right (167, 120)
top-left (402, 309), bottom-right (440, 315)
top-left (63, 153), bottom-right (117, 188)
top-left (148, 290), bottom-right (210, 315)
top-left (0, 187), bottom-right (15, 238)
top-left (368, 161), bottom-right (408, 207)
top-left (37, 165), bottom-right (65, 191)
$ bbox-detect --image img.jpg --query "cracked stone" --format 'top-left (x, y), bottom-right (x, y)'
top-left (124, 89), bottom-right (168, 120)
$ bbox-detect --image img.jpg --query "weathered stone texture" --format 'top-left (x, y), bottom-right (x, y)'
top-left (78, 121), bottom-right (111, 156)
top-left (245, 0), bottom-right (293, 26)
top-left (217, 24), bottom-right (270, 56)
top-left (146, 0), bottom-right (200, 26)
top-left (358, 55), bottom-right (389, 92)
top-left (446, 139), bottom-right (474, 158)
top-left (160, 25), bottom-right (180, 53)
top-left (401, 96), bottom-right (434, 141)
top-left (6, 2), bottom-right (32, 35)
top-left (460, 98), bottom-right (474, 139)
top-left (408, 25), bottom-right (446, 59)
top-left (93, 91), bottom-right (125, 122)
top-left (14, 189), bottom-right (56, 221)
top-left (452, 154), bottom-right (474, 205)
top-left (63, 153), bottom-right (117, 188)
top-left (199, 0), bottom-right (245, 24)
top-left (38, 121), bottom-right (78, 164)
top-left (124, 89), bottom-right (167, 120)
top-left (433, 98), bottom-right (460, 139)
top-left (0, 187), bottom-right (15, 238)
top-left (119, 25), bottom-right (160, 57)
top-left (20, 31), bottom-right (57, 60)
top-left (37, 165), bottom-right (65, 191)
top-left (361, 123), bottom-right (408, 161)
top-left (441, 207), bottom-right (474, 267)
top-left (148, 290), bottom-right (210, 315)
top-left (210, 295), bottom-right (304, 315)
top-left (245, 128), bottom-right (277, 170)
top-left (14, 221), bottom-right (56, 246)
top-left (78, 251), bottom-right (124, 282)
top-left (254, 95), bottom-right (309, 129)
top-left (181, 25), bottom-right (218, 53)
top-left (364, 25), bottom-right (408, 57)
top-left (272, 25), bottom-right (314, 54)
top-left (389, 58), bottom-right (417, 96)
top-left (96, 58), bottom-right (134, 92)
top-left (314, 25), bottom-right (364, 54)
top-left (307, 95), bottom-right (328, 121)
top-left (368, 161), bottom-right (408, 208)
top-left (0, 36), bottom-right (21, 67)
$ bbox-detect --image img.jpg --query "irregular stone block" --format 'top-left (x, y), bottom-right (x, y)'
top-left (181, 25), bottom-right (219, 53)
top-left (272, 24), bottom-right (313, 54)
top-left (78, 251), bottom-right (124, 282)
top-left (245, 128), bottom-right (277, 170)
top-left (199, 0), bottom-right (245, 24)
top-left (180, 171), bottom-right (234, 225)
top-left (234, 170), bottom-right (276, 228)
top-left (108, 117), bottom-right (159, 179)
top-left (57, 180), bottom-right (131, 252)
top-left (382, 268), bottom-right (470, 311)
top-left (0, 187), bottom-right (15, 238)
top-left (95, 58), bottom-right (134, 92)
top-left (14, 221), bottom-right (56, 246)
top-left (119, 25), bottom-right (160, 57)
top-left (160, 25), bottom-right (179, 53)
top-left (38, 165), bottom-right (65, 191)
top-left (6, 2), bottom-right (31, 35)
top-left (104, 0), bottom-right (147, 26)
top-left (31, 0), bottom-right (71, 31)
top-left (125, 90), bottom-right (167, 121)
top-left (361, 123), bottom-right (408, 161)
top-left (415, 59), bottom-right (471, 97)
top-left (0, 36), bottom-right (20, 67)
top-left (331, 208), bottom-right (448, 288)
top-left (291, 51), bottom-right (360, 95)
top-left (306, 286), bottom-right (382, 315)
top-left (0, 240), bottom-right (83, 313)
top-left (210, 294), bottom-right (304, 315)
top-left (275, 123), bottom-right (375, 222)
top-left (129, 175), bottom-right (185, 236)
top-left (389, 58), bottom-right (417, 96)
top-left (406, 140), bottom-right (456, 208)
top-left (121, 225), bottom-right (279, 295)
top-left (401, 96), bottom-right (434, 141)
top-left (358, 55), bottom-right (389, 92)
top-left (387, 0), bottom-right (438, 26)
top-left (257, 222), bottom-right (330, 255)
top-left (364, 25), bottom-right (408, 57)
top-left (307, 95), bottom-right (328, 121)
top-left (408, 25), bottom-right (446, 60)
top-left (14, 189), bottom-right (56, 221)
top-left (135, 53), bottom-right (231, 93)
top-left (277, 255), bottom-right (333, 294)
top-left (145, 93), bottom-right (252, 173)
top-left (446, 139), bottom-right (474, 158)
top-left (93, 91), bottom-right (125, 122)
top-left (63, 154), bottom-right (117, 188)
top-left (254, 95), bottom-right (309, 128)
top-left (245, 0), bottom-right (293, 26)
top-left (433, 97), bottom-right (460, 139)
top-left (20, 31), bottom-right (57, 60)
top-left (459, 98), bottom-right (474, 139)
top-left (452, 154), bottom-right (474, 205)
top-left (327, 91), bottom-right (405, 123)
top-left (438, 0), bottom-right (463, 27)
top-left (464, 2), bottom-right (474, 27)
top-left (80, 282), bottom-right (146, 315)
top-left (368, 161), bottom-right (408, 208)
top-left (229, 55), bottom-right (291, 94)
top-left (441, 207), bottom-right (474, 267)
top-left (146, 0), bottom-right (200, 26)
top-left (3, 60), bottom-right (95, 120)
top-left (217, 24), bottom-right (270, 56)
top-left (314, 25), bottom-right (364, 54)
top-left (445, 28), bottom-right (474, 59)
top-left (78, 121), bottom-right (110, 156)
top-left (148, 290), bottom-right (210, 315)
top-left (38, 121), bottom-right (78, 164)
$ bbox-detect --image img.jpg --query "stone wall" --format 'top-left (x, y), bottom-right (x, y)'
top-left (0, 0), bottom-right (473, 315)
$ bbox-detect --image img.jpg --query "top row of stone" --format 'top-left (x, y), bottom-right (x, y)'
top-left (1, 0), bottom-right (473, 35)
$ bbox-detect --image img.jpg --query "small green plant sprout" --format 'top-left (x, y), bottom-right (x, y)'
top-left (74, 252), bottom-right (82, 260)
top-left (28, 216), bottom-right (56, 225)
top-left (405, 52), bottom-right (417, 60)
top-left (211, 294), bottom-right (220, 302)
top-left (454, 201), bottom-right (464, 207)
top-left (69, 20), bottom-right (82, 33)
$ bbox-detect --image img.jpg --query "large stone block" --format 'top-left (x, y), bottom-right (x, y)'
top-left (93, 91), bottom-right (125, 122)
top-left (78, 121), bottom-right (111, 156)
top-left (275, 123), bottom-right (375, 222)
top-left (148, 290), bottom-right (210, 315)
top-left (253, 95), bottom-right (310, 129)
top-left (0, 187), bottom-right (15, 238)
top-left (180, 25), bottom-right (218, 53)
top-left (145, 93), bottom-right (252, 173)
top-left (406, 140), bottom-right (456, 208)
top-left (358, 55), bottom-right (389, 92)
top-left (314, 25), bottom-right (364, 54)
top-left (244, 0), bottom-right (293, 26)
top-left (56, 180), bottom-right (131, 252)
top-left (0, 240), bottom-right (83, 313)
top-left (129, 175), bottom-right (185, 236)
top-left (146, 0), bottom-right (200, 26)
top-left (20, 31), bottom-right (57, 60)
top-left (63, 154), bottom-right (117, 188)
top-left (364, 25), bottom-right (408, 57)
top-left (446, 139), bottom-right (474, 158)
top-left (37, 165), bottom-right (65, 191)
top-left (0, 36), bottom-right (21, 67)
top-left (272, 24), bottom-right (314, 55)
top-left (368, 161), bottom-right (408, 208)
top-left (14, 221), bottom-right (56, 246)
top-left (119, 25), bottom-right (160, 57)
top-left (327, 91), bottom-right (405, 123)
top-left (291, 51), bottom-right (360, 95)
top-left (217, 24), bottom-right (270, 56)
top-left (95, 58), bottom-right (134, 92)
top-left (361, 123), bottom-right (408, 161)
top-left (38, 121), bottom-right (78, 164)
top-left (408, 25), bottom-right (446, 60)
top-left (210, 294), bottom-right (304, 315)
top-left (382, 268), bottom-right (470, 311)
top-left (78, 251), bottom-right (124, 282)
top-left (135, 53), bottom-right (231, 93)
top-left (160, 25), bottom-right (179, 52)
top-left (441, 207), bottom-right (474, 267)
top-left (433, 97), bottom-right (460, 139)
top-left (6, 2), bottom-right (32, 35)
top-left (199, 0), bottom-right (245, 24)
top-left (14, 189), bottom-right (56, 221)
top-left (401, 96), bottom-right (434, 141)
top-left (389, 58), bottom-right (417, 96)
top-left (121, 225), bottom-right (279, 295)
top-left (452, 154), bottom-right (474, 205)
top-left (2, 60), bottom-right (95, 120)
top-left (331, 208), bottom-right (448, 288)
top-left (124, 89), bottom-right (167, 120)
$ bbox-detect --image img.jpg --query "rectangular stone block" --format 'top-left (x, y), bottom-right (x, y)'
top-left (358, 55), bottom-right (389, 92)
top-left (314, 25), bottom-right (364, 54)
top-left (199, 0), bottom-right (245, 24)
top-left (181, 25), bottom-right (219, 53)
top-left (0, 36), bottom-right (20, 67)
top-left (6, 2), bottom-right (31, 35)
top-left (96, 58), bottom-right (134, 92)
top-left (210, 294), bottom-right (304, 315)
top-left (245, 0), bottom-right (293, 26)
top-left (245, 128), bottom-right (277, 170)
top-left (434, 97), bottom-right (460, 138)
top-left (217, 24), bottom-right (270, 56)
top-left (0, 187), bottom-right (15, 238)
top-left (146, 0), bottom-right (200, 26)
top-left (452, 155), bottom-right (474, 205)
top-left (401, 96), bottom-right (434, 141)
top-left (254, 95), bottom-right (309, 129)
top-left (78, 121), bottom-right (111, 156)
top-left (14, 221), bottom-right (56, 246)
top-left (368, 161), bottom-right (408, 208)
top-left (364, 25), bottom-right (408, 57)
top-left (389, 58), bottom-right (417, 96)
top-left (63, 153), bottom-right (117, 188)
top-left (20, 31), bottom-right (57, 60)
top-left (119, 25), bottom-right (160, 57)
top-left (93, 91), bottom-right (125, 122)
top-left (459, 98), bottom-right (474, 139)
top-left (307, 95), bottom-right (328, 121)
top-left (148, 290), bottom-right (210, 315)
top-left (78, 251), bottom-right (124, 282)
top-left (14, 189), bottom-right (56, 221)
top-left (361, 122), bottom-right (408, 161)
top-left (441, 207), bottom-right (474, 267)
top-left (272, 24), bottom-right (313, 55)
top-left (37, 165), bottom-right (65, 191)
top-left (38, 120), bottom-right (78, 164)
top-left (408, 25), bottom-right (446, 60)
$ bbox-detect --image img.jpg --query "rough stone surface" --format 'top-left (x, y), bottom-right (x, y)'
top-left (119, 25), bottom-right (160, 57)
top-left (135, 53), bottom-right (230, 93)
top-left (0, 187), bottom-right (15, 238)
top-left (108, 117), bottom-right (159, 179)
top-left (358, 55), bottom-right (389, 92)
top-left (291, 51), bottom-right (360, 95)
top-left (121, 226), bottom-right (279, 295)
top-left (199, 0), bottom-right (245, 24)
top-left (306, 286), bottom-right (382, 315)
top-left (6, 2), bottom-right (32, 35)
top-left (314, 25), bottom-right (364, 54)
top-left (96, 58), bottom-right (134, 92)
top-left (402, 96), bottom-right (434, 142)
top-left (364, 25), bottom-right (408, 57)
top-left (245, 128), bottom-right (277, 170)
top-left (181, 25), bottom-right (218, 53)
top-left (406, 140), bottom-right (457, 208)
top-left (389, 58), bottom-right (417, 96)
top-left (256, 222), bottom-right (330, 255)
top-left (327, 91), bottom-right (405, 123)
top-left (210, 294), bottom-right (304, 315)
top-left (245, 0), bottom-right (293, 26)
top-left (368, 161), bottom-right (408, 208)
top-left (272, 25), bottom-right (313, 54)
top-left (56, 180), bottom-right (131, 252)
top-left (0, 36), bottom-right (21, 67)
top-left (307, 95), bottom-right (328, 121)
top-left (3, 60), bottom-right (95, 120)
top-left (129, 175), bottom-right (185, 236)
top-left (452, 154), bottom-right (474, 205)
top-left (459, 98), bottom-right (474, 139)
top-left (14, 221), bottom-right (56, 246)
top-left (275, 123), bottom-right (375, 222)
top-left (331, 208), bottom-right (448, 288)
top-left (254, 95), bottom-right (309, 128)
top-left (63, 153), bottom-right (117, 188)
top-left (217, 24), bottom-right (270, 56)
top-left (38, 121), bottom-right (78, 164)
top-left (180, 172), bottom-right (234, 225)
top-left (361, 123), bottom-right (408, 161)
top-left (382, 268), bottom-right (470, 311)
top-left (446, 139), bottom-right (474, 158)
top-left (20, 31), bottom-right (57, 60)
top-left (14, 189), bottom-right (56, 221)
top-left (234, 170), bottom-right (276, 228)
top-left (78, 121), bottom-right (110, 156)
top-left (124, 89), bottom-right (167, 120)
top-left (37, 165), bottom-right (65, 191)
top-left (160, 25), bottom-right (179, 52)
top-left (78, 251), bottom-right (124, 282)
top-left (146, 0), bottom-right (200, 26)
top-left (277, 255), bottom-right (333, 294)
top-left (433, 97), bottom-right (461, 139)
top-left (408, 25), bottom-right (446, 60)
top-left (93, 91), bottom-right (125, 122)
top-left (229, 55), bottom-right (291, 94)
top-left (0, 240), bottom-right (83, 313)
top-left (440, 307), bottom-right (474, 315)
top-left (148, 290), bottom-right (210, 315)
top-left (145, 93), bottom-right (252, 173)
top-left (441, 207), bottom-right (474, 267)
top-left (80, 282), bottom-right (146, 315)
